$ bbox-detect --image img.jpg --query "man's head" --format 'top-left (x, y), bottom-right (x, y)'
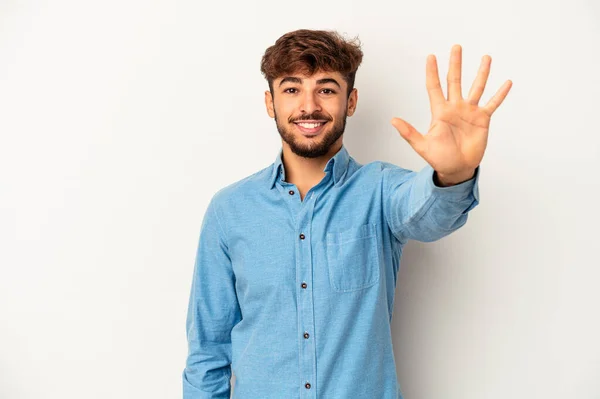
top-left (261, 29), bottom-right (363, 158)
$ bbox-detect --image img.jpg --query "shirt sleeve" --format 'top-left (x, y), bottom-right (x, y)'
top-left (382, 163), bottom-right (480, 244)
top-left (182, 195), bottom-right (241, 399)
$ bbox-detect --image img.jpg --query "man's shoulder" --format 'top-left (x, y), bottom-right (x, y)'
top-left (210, 163), bottom-right (273, 206)
top-left (346, 159), bottom-right (418, 191)
top-left (355, 159), bottom-right (414, 177)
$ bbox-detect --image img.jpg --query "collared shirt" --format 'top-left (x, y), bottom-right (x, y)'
top-left (183, 144), bottom-right (480, 399)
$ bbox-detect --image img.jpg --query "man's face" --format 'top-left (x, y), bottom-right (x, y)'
top-left (265, 70), bottom-right (358, 158)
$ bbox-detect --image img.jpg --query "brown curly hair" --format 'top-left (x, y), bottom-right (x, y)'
top-left (260, 29), bottom-right (363, 98)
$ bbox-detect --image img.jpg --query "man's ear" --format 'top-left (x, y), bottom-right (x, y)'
top-left (346, 88), bottom-right (358, 117)
top-left (265, 90), bottom-right (275, 118)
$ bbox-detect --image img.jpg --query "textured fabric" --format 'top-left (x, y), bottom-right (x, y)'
top-left (183, 144), bottom-right (480, 398)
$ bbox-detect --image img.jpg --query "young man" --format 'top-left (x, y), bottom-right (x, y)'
top-left (182, 29), bottom-right (511, 399)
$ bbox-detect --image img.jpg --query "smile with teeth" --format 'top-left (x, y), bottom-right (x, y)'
top-left (294, 121), bottom-right (328, 135)
top-left (297, 122), bottom-right (324, 128)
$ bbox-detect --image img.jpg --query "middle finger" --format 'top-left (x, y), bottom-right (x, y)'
top-left (447, 44), bottom-right (463, 102)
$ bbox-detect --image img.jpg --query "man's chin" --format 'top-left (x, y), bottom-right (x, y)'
top-left (288, 139), bottom-right (335, 158)
top-left (276, 121), bottom-right (344, 158)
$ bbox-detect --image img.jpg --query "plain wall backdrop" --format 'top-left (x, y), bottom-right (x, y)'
top-left (1, 0), bottom-right (599, 398)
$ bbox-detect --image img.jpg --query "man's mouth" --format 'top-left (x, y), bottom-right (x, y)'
top-left (293, 120), bottom-right (329, 136)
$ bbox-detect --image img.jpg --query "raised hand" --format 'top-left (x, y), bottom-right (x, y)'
top-left (391, 45), bottom-right (512, 186)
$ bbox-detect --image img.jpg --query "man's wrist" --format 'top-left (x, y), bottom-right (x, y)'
top-left (434, 168), bottom-right (476, 187)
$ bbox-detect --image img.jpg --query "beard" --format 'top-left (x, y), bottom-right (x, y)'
top-left (273, 108), bottom-right (347, 159)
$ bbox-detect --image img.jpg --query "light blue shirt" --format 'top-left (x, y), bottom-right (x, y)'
top-left (183, 144), bottom-right (479, 398)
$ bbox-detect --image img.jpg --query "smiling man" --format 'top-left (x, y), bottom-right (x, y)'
top-left (268, 72), bottom-right (353, 157)
top-left (261, 34), bottom-right (360, 200)
top-left (182, 29), bottom-right (512, 399)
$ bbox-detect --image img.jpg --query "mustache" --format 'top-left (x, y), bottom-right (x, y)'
top-left (289, 113), bottom-right (332, 123)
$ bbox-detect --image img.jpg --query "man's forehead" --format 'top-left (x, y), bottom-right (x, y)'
top-left (275, 70), bottom-right (344, 82)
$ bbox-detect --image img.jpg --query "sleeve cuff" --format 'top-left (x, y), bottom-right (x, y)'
top-left (416, 164), bottom-right (480, 209)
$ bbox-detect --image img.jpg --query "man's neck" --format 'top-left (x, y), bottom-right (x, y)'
top-left (281, 142), bottom-right (342, 190)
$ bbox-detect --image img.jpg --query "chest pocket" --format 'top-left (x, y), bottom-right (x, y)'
top-left (326, 223), bottom-right (380, 292)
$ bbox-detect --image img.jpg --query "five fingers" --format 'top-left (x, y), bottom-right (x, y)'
top-left (426, 45), bottom-right (512, 116)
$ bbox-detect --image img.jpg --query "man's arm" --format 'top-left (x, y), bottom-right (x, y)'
top-left (385, 45), bottom-right (510, 244)
top-left (382, 163), bottom-right (480, 243)
top-left (183, 196), bottom-right (241, 399)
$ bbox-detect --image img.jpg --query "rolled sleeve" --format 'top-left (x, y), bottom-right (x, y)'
top-left (383, 163), bottom-right (480, 243)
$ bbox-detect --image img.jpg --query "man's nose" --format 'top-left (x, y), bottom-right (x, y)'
top-left (300, 91), bottom-right (321, 115)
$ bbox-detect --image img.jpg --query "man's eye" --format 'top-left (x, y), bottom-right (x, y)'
top-left (321, 89), bottom-right (336, 94)
top-left (284, 88), bottom-right (297, 94)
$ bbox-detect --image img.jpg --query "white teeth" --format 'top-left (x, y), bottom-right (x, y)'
top-left (297, 122), bottom-right (323, 128)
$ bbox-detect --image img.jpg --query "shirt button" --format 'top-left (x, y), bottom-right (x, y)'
top-left (305, 382), bottom-right (311, 389)
top-left (288, 190), bottom-right (295, 195)
top-left (301, 282), bottom-right (307, 289)
top-left (303, 332), bottom-right (309, 339)
top-left (299, 233), bottom-right (305, 240)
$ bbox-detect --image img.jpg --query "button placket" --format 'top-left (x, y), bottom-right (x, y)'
top-left (296, 188), bottom-right (320, 398)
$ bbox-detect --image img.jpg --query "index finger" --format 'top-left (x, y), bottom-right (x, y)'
top-left (426, 54), bottom-right (446, 109)
top-left (483, 80), bottom-right (513, 116)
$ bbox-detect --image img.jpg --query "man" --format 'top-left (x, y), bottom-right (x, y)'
top-left (182, 29), bottom-right (511, 398)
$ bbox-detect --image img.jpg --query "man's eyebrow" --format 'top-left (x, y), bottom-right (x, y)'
top-left (316, 78), bottom-right (341, 89)
top-left (278, 77), bottom-right (302, 87)
top-left (278, 76), bottom-right (342, 89)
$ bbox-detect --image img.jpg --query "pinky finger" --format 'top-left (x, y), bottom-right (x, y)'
top-left (483, 80), bottom-right (513, 116)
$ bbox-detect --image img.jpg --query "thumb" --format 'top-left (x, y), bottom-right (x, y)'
top-left (391, 117), bottom-right (425, 154)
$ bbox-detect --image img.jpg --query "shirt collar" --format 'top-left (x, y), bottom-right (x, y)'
top-left (269, 144), bottom-right (350, 190)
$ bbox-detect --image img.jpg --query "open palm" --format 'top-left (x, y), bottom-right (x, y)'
top-left (391, 45), bottom-right (512, 184)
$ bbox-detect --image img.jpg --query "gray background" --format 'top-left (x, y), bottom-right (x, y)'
top-left (1, 0), bottom-right (599, 398)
